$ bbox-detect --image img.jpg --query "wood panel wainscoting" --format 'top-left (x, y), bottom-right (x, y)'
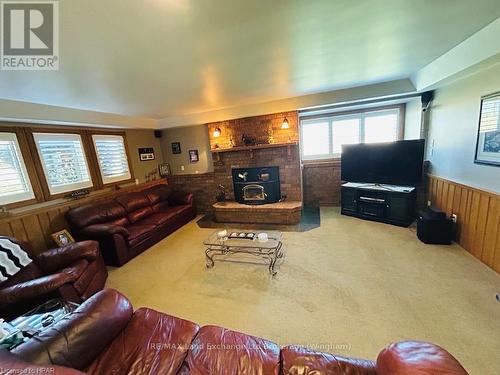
top-left (427, 175), bottom-right (499, 273)
top-left (0, 179), bottom-right (167, 255)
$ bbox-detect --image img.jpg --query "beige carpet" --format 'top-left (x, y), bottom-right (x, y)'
top-left (106, 208), bottom-right (500, 374)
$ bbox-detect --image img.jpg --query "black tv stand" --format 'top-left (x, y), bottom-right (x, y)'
top-left (341, 182), bottom-right (416, 227)
top-left (356, 183), bottom-right (397, 191)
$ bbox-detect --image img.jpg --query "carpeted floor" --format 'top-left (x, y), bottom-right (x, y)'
top-left (106, 207), bottom-right (500, 374)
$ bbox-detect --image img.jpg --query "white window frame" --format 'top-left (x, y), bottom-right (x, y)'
top-left (300, 107), bottom-right (402, 160)
top-left (92, 134), bottom-right (131, 184)
top-left (0, 132), bottom-right (35, 205)
top-left (33, 132), bottom-right (93, 195)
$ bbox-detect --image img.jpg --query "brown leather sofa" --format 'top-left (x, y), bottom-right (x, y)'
top-left (0, 239), bottom-right (107, 320)
top-left (66, 184), bottom-right (196, 267)
top-left (3, 289), bottom-right (469, 374)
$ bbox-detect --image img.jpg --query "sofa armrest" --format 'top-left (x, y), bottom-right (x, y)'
top-left (80, 224), bottom-right (130, 239)
top-left (37, 241), bottom-right (99, 273)
top-left (169, 191), bottom-right (194, 206)
top-left (376, 341), bottom-right (468, 375)
top-left (0, 273), bottom-right (75, 308)
top-left (13, 289), bottom-right (133, 371)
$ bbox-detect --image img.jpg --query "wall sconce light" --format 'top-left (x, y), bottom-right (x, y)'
top-left (213, 127), bottom-right (221, 137)
top-left (281, 118), bottom-right (289, 129)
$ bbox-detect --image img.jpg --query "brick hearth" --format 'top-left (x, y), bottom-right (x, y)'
top-left (213, 201), bottom-right (302, 224)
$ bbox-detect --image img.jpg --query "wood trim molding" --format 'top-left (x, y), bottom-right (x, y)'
top-left (427, 174), bottom-right (499, 273)
top-left (1, 122), bottom-right (138, 206)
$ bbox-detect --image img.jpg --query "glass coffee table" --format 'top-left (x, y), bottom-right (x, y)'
top-left (204, 230), bottom-right (283, 276)
top-left (0, 299), bottom-right (79, 350)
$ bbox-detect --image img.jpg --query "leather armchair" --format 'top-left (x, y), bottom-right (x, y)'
top-left (0, 239), bottom-right (107, 320)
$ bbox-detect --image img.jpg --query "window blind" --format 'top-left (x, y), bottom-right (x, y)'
top-left (0, 133), bottom-right (35, 205)
top-left (33, 133), bottom-right (93, 194)
top-left (479, 94), bottom-right (500, 133)
top-left (92, 135), bottom-right (131, 184)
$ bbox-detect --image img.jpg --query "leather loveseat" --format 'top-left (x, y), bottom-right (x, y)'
top-left (0, 239), bottom-right (107, 320)
top-left (3, 289), bottom-right (469, 374)
top-left (66, 184), bottom-right (196, 267)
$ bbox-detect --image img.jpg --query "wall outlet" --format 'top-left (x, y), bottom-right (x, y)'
top-left (427, 200), bottom-right (431, 207)
top-left (451, 214), bottom-right (458, 223)
top-left (181, 165), bottom-right (185, 171)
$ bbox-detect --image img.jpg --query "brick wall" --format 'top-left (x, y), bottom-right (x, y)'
top-left (167, 173), bottom-right (216, 213)
top-left (303, 161), bottom-right (342, 207)
top-left (207, 111), bottom-right (299, 149)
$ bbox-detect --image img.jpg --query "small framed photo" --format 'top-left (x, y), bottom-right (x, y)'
top-left (138, 147), bottom-right (155, 161)
top-left (158, 162), bottom-right (171, 177)
top-left (51, 229), bottom-right (75, 247)
top-left (171, 142), bottom-right (181, 154)
top-left (189, 149), bottom-right (199, 163)
top-left (474, 91), bottom-right (500, 166)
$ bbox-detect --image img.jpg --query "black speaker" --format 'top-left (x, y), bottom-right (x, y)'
top-left (417, 207), bottom-right (453, 245)
top-left (154, 130), bottom-right (162, 138)
top-left (421, 91), bottom-right (434, 111)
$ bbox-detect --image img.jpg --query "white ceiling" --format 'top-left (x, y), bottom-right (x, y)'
top-left (0, 0), bottom-right (499, 125)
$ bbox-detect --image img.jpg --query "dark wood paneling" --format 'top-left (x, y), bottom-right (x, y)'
top-left (428, 175), bottom-right (499, 273)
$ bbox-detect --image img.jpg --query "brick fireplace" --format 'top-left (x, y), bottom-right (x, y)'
top-left (166, 111), bottom-right (302, 222)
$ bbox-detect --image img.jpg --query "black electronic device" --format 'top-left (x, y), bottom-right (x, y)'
top-left (417, 207), bottom-right (453, 245)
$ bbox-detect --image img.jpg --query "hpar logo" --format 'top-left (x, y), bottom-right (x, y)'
top-left (1, 0), bottom-right (59, 70)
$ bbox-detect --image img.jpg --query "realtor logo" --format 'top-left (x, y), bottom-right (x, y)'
top-left (1, 0), bottom-right (59, 70)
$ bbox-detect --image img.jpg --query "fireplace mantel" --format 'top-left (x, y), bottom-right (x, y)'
top-left (211, 141), bottom-right (298, 161)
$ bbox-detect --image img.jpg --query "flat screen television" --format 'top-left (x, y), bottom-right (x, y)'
top-left (341, 139), bottom-right (425, 186)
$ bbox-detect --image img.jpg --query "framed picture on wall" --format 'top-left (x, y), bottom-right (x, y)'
top-left (158, 163), bottom-right (171, 177)
top-left (474, 91), bottom-right (500, 166)
top-left (171, 142), bottom-right (181, 154)
top-left (189, 149), bottom-right (199, 163)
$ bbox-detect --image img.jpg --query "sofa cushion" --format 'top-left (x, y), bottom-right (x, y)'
top-left (153, 201), bottom-right (171, 212)
top-left (128, 206), bottom-right (154, 223)
top-left (87, 308), bottom-right (199, 375)
top-left (145, 184), bottom-right (170, 205)
top-left (115, 192), bottom-right (151, 213)
top-left (139, 212), bottom-right (177, 227)
top-left (178, 325), bottom-right (280, 375)
top-left (160, 205), bottom-right (193, 216)
top-left (126, 223), bottom-right (157, 241)
top-left (281, 345), bottom-right (377, 375)
top-left (66, 200), bottom-right (127, 230)
top-left (109, 217), bottom-right (130, 227)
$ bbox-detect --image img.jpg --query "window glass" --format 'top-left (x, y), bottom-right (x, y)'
top-left (301, 121), bottom-right (330, 157)
top-left (364, 112), bottom-right (399, 144)
top-left (332, 117), bottom-right (360, 154)
top-left (0, 133), bottom-right (35, 205)
top-left (33, 133), bottom-right (93, 194)
top-left (300, 107), bottom-right (402, 159)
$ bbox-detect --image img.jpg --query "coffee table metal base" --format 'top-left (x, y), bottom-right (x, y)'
top-left (205, 242), bottom-right (283, 276)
